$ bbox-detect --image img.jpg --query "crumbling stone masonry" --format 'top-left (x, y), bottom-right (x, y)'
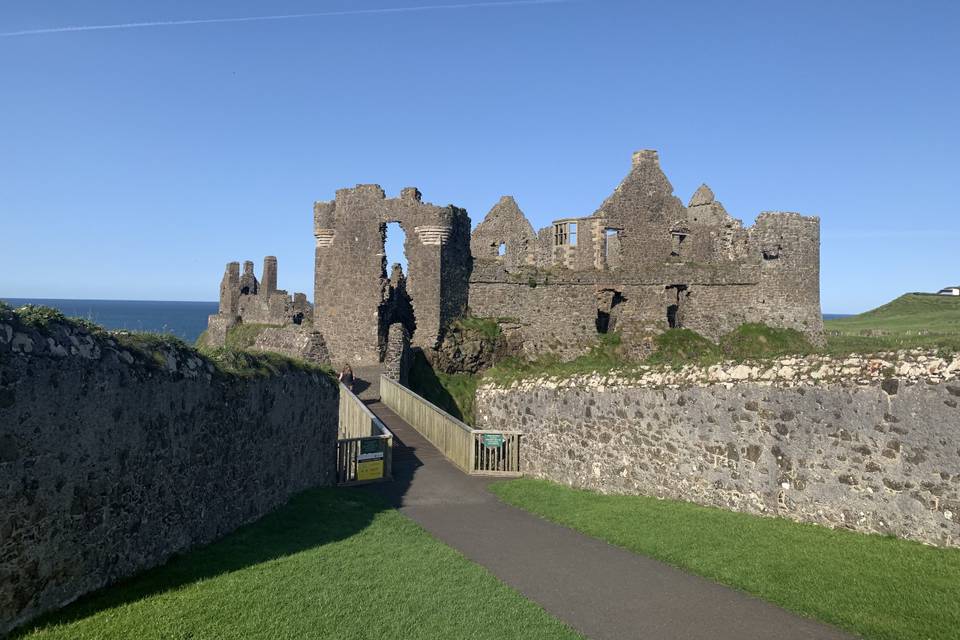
top-left (468, 150), bottom-right (823, 356)
top-left (476, 352), bottom-right (960, 547)
top-left (313, 185), bottom-right (471, 366)
top-left (0, 313), bottom-right (338, 634)
top-left (201, 256), bottom-right (326, 363)
top-left (203, 149), bottom-right (822, 367)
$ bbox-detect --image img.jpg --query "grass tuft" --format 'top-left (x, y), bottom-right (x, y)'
top-left (645, 329), bottom-right (722, 367)
top-left (12, 304), bottom-right (68, 329)
top-left (453, 315), bottom-right (502, 340)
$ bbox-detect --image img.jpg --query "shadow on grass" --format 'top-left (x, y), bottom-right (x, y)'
top-left (9, 489), bottom-right (384, 636)
top-left (12, 422), bottom-right (426, 638)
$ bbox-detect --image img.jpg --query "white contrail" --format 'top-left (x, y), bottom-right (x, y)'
top-left (0, 0), bottom-right (571, 38)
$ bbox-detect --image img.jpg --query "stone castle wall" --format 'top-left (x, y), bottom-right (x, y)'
top-left (313, 185), bottom-right (471, 367)
top-left (203, 148), bottom-right (822, 369)
top-left (467, 151), bottom-right (823, 360)
top-left (476, 352), bottom-right (960, 547)
top-left (0, 314), bottom-right (338, 634)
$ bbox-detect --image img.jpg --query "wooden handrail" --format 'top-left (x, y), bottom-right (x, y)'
top-left (379, 375), bottom-right (521, 476)
top-left (337, 383), bottom-right (393, 484)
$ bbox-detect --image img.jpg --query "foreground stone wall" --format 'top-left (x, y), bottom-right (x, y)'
top-left (476, 352), bottom-right (960, 547)
top-left (0, 315), bottom-right (338, 634)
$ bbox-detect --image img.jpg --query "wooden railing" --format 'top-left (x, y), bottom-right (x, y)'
top-left (336, 383), bottom-right (393, 485)
top-left (379, 375), bottom-right (521, 476)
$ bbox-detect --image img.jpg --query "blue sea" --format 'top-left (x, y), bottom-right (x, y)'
top-left (1, 298), bottom-right (218, 344)
top-left (1, 298), bottom-right (854, 345)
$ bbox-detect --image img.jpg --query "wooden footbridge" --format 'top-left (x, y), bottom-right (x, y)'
top-left (335, 374), bottom-right (522, 485)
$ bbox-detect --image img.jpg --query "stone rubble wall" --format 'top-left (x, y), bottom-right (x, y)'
top-left (382, 323), bottom-right (411, 384)
top-left (251, 325), bottom-right (330, 365)
top-left (0, 317), bottom-right (339, 634)
top-left (476, 351), bottom-right (960, 547)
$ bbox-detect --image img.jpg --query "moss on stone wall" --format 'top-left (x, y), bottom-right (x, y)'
top-left (222, 322), bottom-right (281, 351)
top-left (2, 305), bottom-right (330, 381)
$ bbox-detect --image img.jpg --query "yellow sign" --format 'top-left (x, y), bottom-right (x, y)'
top-left (357, 459), bottom-right (384, 481)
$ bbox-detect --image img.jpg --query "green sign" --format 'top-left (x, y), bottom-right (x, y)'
top-left (481, 434), bottom-right (505, 448)
top-left (358, 438), bottom-right (384, 462)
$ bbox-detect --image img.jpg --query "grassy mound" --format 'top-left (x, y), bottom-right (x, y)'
top-left (645, 329), bottom-right (722, 367)
top-left (483, 333), bottom-right (625, 387)
top-left (223, 322), bottom-right (281, 351)
top-left (719, 323), bottom-right (815, 359)
top-left (834, 292), bottom-right (960, 332)
top-left (824, 293), bottom-right (960, 355)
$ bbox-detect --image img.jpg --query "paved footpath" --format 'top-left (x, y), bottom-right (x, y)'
top-left (363, 400), bottom-right (855, 640)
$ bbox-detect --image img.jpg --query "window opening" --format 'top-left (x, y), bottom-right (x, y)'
top-left (553, 223), bottom-right (568, 246)
top-left (384, 221), bottom-right (407, 276)
top-left (604, 228), bottom-right (618, 257)
top-left (670, 232), bottom-right (687, 257)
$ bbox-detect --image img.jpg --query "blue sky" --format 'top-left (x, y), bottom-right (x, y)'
top-left (1, 0), bottom-right (957, 313)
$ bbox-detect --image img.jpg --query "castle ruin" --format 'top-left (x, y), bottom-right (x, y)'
top-left (202, 150), bottom-right (823, 366)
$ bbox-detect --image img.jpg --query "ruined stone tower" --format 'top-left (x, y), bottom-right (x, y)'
top-left (312, 185), bottom-right (471, 366)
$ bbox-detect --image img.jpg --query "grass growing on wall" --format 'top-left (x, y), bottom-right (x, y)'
top-left (1, 304), bottom-right (331, 380)
top-left (453, 315), bottom-right (503, 340)
top-left (13, 489), bottom-right (581, 640)
top-left (483, 333), bottom-right (625, 385)
top-left (411, 293), bottom-right (960, 413)
top-left (491, 478), bottom-right (960, 640)
top-left (223, 322), bottom-right (281, 351)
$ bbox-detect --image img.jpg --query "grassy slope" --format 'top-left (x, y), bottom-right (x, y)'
top-left (15, 489), bottom-right (580, 640)
top-left (407, 350), bottom-right (478, 425)
top-left (491, 479), bottom-right (960, 640)
top-left (824, 293), bottom-right (960, 354)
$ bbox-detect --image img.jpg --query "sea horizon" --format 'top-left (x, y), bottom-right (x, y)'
top-left (2, 296), bottom-right (856, 346)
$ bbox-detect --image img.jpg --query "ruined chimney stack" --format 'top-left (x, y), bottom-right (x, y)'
top-left (219, 262), bottom-right (241, 316)
top-left (400, 187), bottom-right (422, 202)
top-left (262, 256), bottom-right (278, 294)
top-left (240, 261), bottom-right (259, 296)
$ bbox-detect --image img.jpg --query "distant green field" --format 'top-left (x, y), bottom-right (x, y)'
top-left (824, 293), bottom-right (960, 354)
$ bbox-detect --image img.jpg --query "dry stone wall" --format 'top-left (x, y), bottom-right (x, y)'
top-left (0, 315), bottom-right (338, 634)
top-left (476, 351), bottom-right (960, 547)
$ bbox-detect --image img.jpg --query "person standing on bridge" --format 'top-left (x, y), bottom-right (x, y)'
top-left (338, 364), bottom-right (354, 392)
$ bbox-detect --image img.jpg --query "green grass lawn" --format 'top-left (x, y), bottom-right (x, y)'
top-left (15, 489), bottom-right (581, 640)
top-left (824, 293), bottom-right (960, 354)
top-left (491, 478), bottom-right (960, 640)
